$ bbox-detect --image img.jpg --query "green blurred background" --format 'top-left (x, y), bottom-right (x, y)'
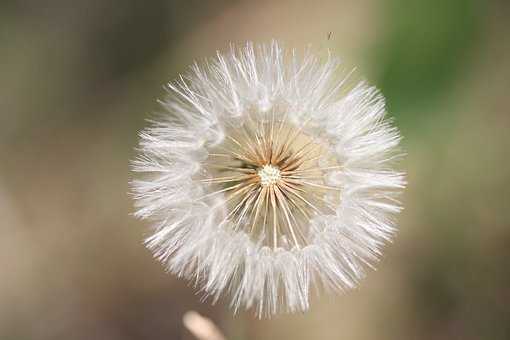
top-left (1, 0), bottom-right (509, 339)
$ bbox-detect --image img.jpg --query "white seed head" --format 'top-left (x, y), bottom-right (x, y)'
top-left (131, 40), bottom-right (406, 317)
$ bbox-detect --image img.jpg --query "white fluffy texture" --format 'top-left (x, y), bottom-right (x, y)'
top-left (131, 41), bottom-right (405, 317)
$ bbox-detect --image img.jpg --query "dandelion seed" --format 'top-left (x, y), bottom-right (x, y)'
top-left (131, 41), bottom-right (406, 317)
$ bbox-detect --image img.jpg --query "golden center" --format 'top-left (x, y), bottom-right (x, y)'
top-left (200, 114), bottom-right (341, 250)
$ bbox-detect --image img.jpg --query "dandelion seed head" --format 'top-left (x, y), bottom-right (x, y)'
top-left (131, 40), bottom-right (406, 317)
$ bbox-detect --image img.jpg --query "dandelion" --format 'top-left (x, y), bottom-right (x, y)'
top-left (131, 41), bottom-right (405, 317)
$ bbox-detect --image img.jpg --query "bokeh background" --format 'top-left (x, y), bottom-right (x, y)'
top-left (1, 0), bottom-right (509, 339)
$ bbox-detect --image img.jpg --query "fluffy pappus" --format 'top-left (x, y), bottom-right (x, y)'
top-left (131, 40), bottom-right (405, 317)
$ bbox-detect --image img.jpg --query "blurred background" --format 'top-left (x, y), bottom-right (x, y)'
top-left (1, 0), bottom-right (509, 339)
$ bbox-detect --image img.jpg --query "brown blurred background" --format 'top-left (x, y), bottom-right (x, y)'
top-left (1, 0), bottom-right (509, 339)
